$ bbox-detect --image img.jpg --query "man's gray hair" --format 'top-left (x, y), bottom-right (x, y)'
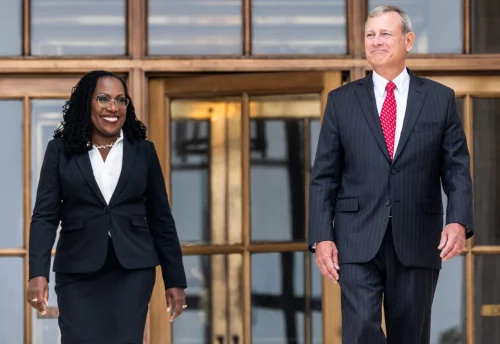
top-left (366, 5), bottom-right (413, 35)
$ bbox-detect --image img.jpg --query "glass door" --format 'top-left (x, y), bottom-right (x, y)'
top-left (413, 74), bottom-right (500, 344)
top-left (147, 71), bottom-right (343, 344)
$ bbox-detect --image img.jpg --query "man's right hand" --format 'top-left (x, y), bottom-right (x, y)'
top-left (27, 276), bottom-right (48, 315)
top-left (315, 241), bottom-right (340, 283)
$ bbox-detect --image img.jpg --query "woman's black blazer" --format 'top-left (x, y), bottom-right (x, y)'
top-left (29, 136), bottom-right (187, 290)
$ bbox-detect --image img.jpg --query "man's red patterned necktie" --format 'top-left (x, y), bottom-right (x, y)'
top-left (380, 81), bottom-right (397, 160)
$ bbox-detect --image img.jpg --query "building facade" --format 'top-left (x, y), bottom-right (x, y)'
top-left (1, 0), bottom-right (499, 343)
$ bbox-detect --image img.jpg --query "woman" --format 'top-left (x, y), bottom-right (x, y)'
top-left (27, 70), bottom-right (187, 344)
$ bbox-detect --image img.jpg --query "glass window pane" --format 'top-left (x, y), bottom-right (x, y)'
top-left (368, 1), bottom-right (463, 54)
top-left (31, 100), bottom-right (65, 249)
top-left (32, 258), bottom-right (59, 344)
top-left (472, 98), bottom-right (500, 245)
top-left (0, 101), bottom-right (23, 248)
top-left (250, 94), bottom-right (320, 242)
top-left (0, 258), bottom-right (24, 343)
top-left (148, 0), bottom-right (242, 55)
top-left (472, 0), bottom-right (500, 53)
top-left (172, 254), bottom-right (241, 343)
top-left (252, 252), bottom-right (305, 343)
top-left (252, 0), bottom-right (346, 55)
top-left (170, 118), bottom-right (210, 243)
top-left (431, 256), bottom-right (466, 343)
top-left (0, 0), bottom-right (22, 55)
top-left (250, 119), bottom-right (305, 242)
top-left (31, 0), bottom-right (126, 56)
top-left (475, 255), bottom-right (500, 344)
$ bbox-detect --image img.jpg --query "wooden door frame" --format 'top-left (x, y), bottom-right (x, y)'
top-left (147, 71), bottom-right (343, 344)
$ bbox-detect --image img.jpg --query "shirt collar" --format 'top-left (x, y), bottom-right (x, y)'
top-left (372, 67), bottom-right (410, 97)
top-left (116, 129), bottom-right (124, 143)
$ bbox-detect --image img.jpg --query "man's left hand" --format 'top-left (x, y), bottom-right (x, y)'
top-left (165, 287), bottom-right (187, 322)
top-left (438, 223), bottom-right (466, 261)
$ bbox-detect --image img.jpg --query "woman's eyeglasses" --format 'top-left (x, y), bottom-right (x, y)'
top-left (94, 95), bottom-right (129, 109)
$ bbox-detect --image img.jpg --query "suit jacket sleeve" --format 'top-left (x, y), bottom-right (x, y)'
top-left (440, 90), bottom-right (474, 237)
top-left (29, 140), bottom-right (62, 282)
top-left (146, 141), bottom-right (187, 290)
top-left (308, 92), bottom-right (344, 250)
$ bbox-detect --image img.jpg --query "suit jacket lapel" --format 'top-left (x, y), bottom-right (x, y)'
top-left (75, 152), bottom-right (107, 206)
top-left (393, 74), bottom-right (427, 162)
top-left (355, 73), bottom-right (392, 162)
top-left (109, 135), bottom-right (137, 205)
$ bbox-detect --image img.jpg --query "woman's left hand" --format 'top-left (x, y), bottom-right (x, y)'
top-left (165, 287), bottom-right (187, 322)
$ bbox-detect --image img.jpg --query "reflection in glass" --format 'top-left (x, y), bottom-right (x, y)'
top-left (252, 252), bottom-right (305, 343)
top-left (32, 258), bottom-right (59, 344)
top-left (473, 98), bottom-right (500, 245)
top-left (0, 0), bottom-right (22, 55)
top-left (250, 119), bottom-right (305, 242)
top-left (252, 0), bottom-right (346, 55)
top-left (170, 119), bottom-right (210, 243)
top-left (31, 0), bottom-right (126, 56)
top-left (31, 100), bottom-right (65, 249)
top-left (472, 0), bottom-right (500, 53)
top-left (431, 256), bottom-right (466, 344)
top-left (249, 94), bottom-right (321, 242)
top-left (475, 256), bottom-right (500, 344)
top-left (172, 255), bottom-right (213, 342)
top-left (148, 0), bottom-right (242, 55)
top-left (310, 119), bottom-right (320, 169)
top-left (0, 101), bottom-right (23, 248)
top-left (368, 0), bottom-right (462, 54)
top-left (172, 255), bottom-right (240, 343)
top-left (311, 253), bottom-right (322, 343)
top-left (0, 258), bottom-right (23, 343)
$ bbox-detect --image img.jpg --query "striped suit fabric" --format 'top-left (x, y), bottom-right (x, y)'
top-left (308, 69), bottom-right (473, 343)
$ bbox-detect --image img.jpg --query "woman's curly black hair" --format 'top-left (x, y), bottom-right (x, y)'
top-left (54, 70), bottom-right (147, 153)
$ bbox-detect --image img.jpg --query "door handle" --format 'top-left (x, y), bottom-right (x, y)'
top-left (216, 335), bottom-right (224, 344)
top-left (232, 335), bottom-right (240, 344)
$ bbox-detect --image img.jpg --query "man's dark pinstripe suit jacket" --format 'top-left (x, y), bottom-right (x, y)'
top-left (308, 69), bottom-right (473, 270)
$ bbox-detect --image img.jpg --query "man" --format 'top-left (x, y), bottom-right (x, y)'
top-left (308, 5), bottom-right (473, 344)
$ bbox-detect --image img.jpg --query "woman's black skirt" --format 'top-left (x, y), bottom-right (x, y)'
top-left (55, 237), bottom-right (156, 344)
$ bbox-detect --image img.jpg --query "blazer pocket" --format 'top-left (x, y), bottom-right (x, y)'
top-left (131, 215), bottom-right (149, 228)
top-left (335, 198), bottom-right (359, 212)
top-left (422, 198), bottom-right (444, 214)
top-left (61, 218), bottom-right (84, 232)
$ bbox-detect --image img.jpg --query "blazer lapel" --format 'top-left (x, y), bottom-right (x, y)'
top-left (109, 136), bottom-right (137, 205)
top-left (75, 152), bottom-right (107, 206)
top-left (355, 73), bottom-right (392, 162)
top-left (393, 74), bottom-right (427, 162)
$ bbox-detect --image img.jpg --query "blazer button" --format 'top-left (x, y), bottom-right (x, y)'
top-left (103, 206), bottom-right (110, 213)
top-left (385, 200), bottom-right (391, 206)
top-left (391, 169), bottom-right (397, 175)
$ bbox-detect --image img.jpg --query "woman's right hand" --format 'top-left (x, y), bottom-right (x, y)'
top-left (27, 277), bottom-right (48, 315)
